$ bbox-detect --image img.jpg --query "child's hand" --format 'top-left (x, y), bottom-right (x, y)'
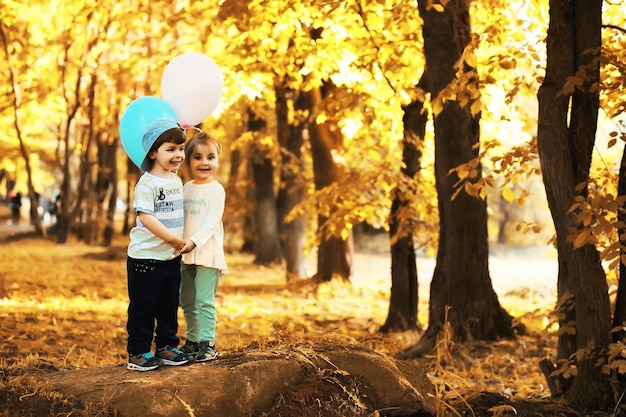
top-left (168, 237), bottom-right (185, 253)
top-left (180, 239), bottom-right (197, 254)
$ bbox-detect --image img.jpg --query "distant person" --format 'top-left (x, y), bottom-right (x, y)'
top-left (48, 194), bottom-right (62, 233)
top-left (32, 191), bottom-right (44, 223)
top-left (47, 195), bottom-right (57, 223)
top-left (179, 132), bottom-right (228, 362)
top-left (125, 118), bottom-right (190, 372)
top-left (8, 191), bottom-right (21, 225)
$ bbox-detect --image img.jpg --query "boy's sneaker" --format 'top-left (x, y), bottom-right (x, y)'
top-left (127, 352), bottom-right (160, 371)
top-left (180, 340), bottom-right (199, 357)
top-left (156, 345), bottom-right (190, 366)
top-left (195, 342), bottom-right (218, 362)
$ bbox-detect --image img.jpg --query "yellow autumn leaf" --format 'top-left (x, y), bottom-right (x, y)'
top-left (580, 211), bottom-right (593, 227)
top-left (510, 31), bottom-right (526, 41)
top-left (499, 59), bottom-right (514, 70)
top-left (432, 97), bottom-right (444, 115)
top-left (470, 99), bottom-right (481, 116)
top-left (502, 186), bottom-right (515, 202)
top-left (573, 229), bottom-right (591, 248)
top-left (465, 53), bottom-right (477, 68)
top-left (464, 181), bottom-right (478, 198)
top-left (479, 186), bottom-right (488, 200)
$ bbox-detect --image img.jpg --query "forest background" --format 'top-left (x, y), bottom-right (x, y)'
top-left (1, 0), bottom-right (626, 415)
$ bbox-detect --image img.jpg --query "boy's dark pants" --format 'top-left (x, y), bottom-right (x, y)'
top-left (126, 256), bottom-right (182, 355)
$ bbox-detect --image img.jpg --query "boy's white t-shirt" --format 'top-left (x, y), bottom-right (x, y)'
top-left (128, 172), bottom-right (184, 260)
top-left (182, 180), bottom-right (228, 274)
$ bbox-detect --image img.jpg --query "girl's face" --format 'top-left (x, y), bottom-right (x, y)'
top-left (188, 142), bottom-right (220, 184)
top-left (148, 141), bottom-right (185, 176)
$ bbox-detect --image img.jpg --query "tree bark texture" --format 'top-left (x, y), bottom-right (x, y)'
top-left (403, 0), bottom-right (515, 357)
top-left (275, 80), bottom-right (307, 280)
top-left (536, 0), bottom-right (611, 408)
top-left (248, 109), bottom-right (283, 265)
top-left (0, 23), bottom-right (45, 238)
top-left (613, 149), bottom-right (626, 343)
top-left (307, 85), bottom-right (352, 282)
top-left (100, 137), bottom-right (118, 247)
top-left (381, 97), bottom-right (426, 332)
top-left (122, 162), bottom-right (140, 235)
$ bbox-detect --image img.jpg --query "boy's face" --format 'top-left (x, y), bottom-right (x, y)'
top-left (147, 141), bottom-right (185, 175)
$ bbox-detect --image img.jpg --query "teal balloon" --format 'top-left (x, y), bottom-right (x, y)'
top-left (120, 96), bottom-right (178, 169)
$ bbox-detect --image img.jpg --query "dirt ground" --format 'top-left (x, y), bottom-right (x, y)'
top-left (0, 204), bottom-right (611, 416)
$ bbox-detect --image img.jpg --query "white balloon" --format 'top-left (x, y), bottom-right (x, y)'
top-left (161, 52), bottom-right (224, 126)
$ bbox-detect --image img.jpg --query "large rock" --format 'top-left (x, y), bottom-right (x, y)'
top-left (49, 343), bottom-right (436, 417)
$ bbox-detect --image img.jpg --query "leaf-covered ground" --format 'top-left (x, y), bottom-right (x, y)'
top-left (0, 204), bottom-right (605, 416)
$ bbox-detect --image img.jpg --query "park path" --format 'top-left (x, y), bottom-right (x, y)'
top-left (351, 233), bottom-right (558, 307)
top-left (0, 202), bottom-right (36, 239)
top-left (0, 200), bottom-right (558, 304)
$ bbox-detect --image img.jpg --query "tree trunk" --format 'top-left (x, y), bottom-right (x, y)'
top-left (122, 161), bottom-right (140, 236)
top-left (83, 79), bottom-right (99, 245)
top-left (613, 148), bottom-right (626, 343)
top-left (307, 85), bottom-right (352, 282)
top-left (100, 137), bottom-right (118, 247)
top-left (227, 147), bottom-right (257, 253)
top-left (248, 109), bottom-right (282, 265)
top-left (275, 80), bottom-right (306, 281)
top-left (380, 92), bottom-right (426, 332)
top-left (536, 0), bottom-right (611, 408)
top-left (0, 23), bottom-right (45, 237)
top-left (400, 0), bottom-right (515, 358)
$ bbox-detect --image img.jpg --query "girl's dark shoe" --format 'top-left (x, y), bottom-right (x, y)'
top-left (195, 342), bottom-right (218, 362)
top-left (181, 340), bottom-right (199, 357)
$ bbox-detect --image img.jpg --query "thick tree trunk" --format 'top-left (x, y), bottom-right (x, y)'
top-left (380, 95), bottom-right (426, 332)
top-left (308, 85), bottom-right (352, 282)
top-left (428, 103), bottom-right (513, 341)
top-left (536, 0), bottom-right (611, 408)
top-left (227, 148), bottom-right (257, 253)
top-left (613, 149), bottom-right (626, 343)
top-left (275, 81), bottom-right (306, 280)
top-left (248, 109), bottom-right (282, 265)
top-left (400, 0), bottom-right (514, 358)
top-left (251, 156), bottom-right (282, 265)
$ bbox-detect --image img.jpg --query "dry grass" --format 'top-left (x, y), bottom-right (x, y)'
top-left (0, 209), bottom-right (575, 415)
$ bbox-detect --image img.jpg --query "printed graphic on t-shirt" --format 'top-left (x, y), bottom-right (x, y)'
top-left (155, 187), bottom-right (182, 214)
top-left (184, 197), bottom-right (207, 216)
top-left (156, 201), bottom-right (176, 214)
top-left (156, 188), bottom-right (166, 201)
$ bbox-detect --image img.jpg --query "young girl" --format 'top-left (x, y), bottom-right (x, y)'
top-left (179, 131), bottom-right (228, 362)
top-left (126, 118), bottom-right (190, 371)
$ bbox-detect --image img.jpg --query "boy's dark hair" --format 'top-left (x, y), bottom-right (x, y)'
top-left (148, 128), bottom-right (186, 154)
top-left (143, 128), bottom-right (186, 171)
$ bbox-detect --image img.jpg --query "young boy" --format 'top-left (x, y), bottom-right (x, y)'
top-left (126, 117), bottom-right (190, 371)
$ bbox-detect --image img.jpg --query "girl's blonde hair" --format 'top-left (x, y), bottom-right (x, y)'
top-left (184, 131), bottom-right (222, 160)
